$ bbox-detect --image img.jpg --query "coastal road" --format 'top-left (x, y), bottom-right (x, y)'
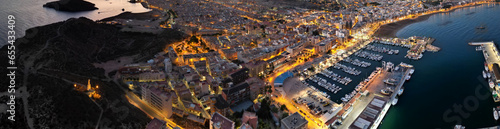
top-left (124, 91), bottom-right (182, 128)
top-left (112, 77), bottom-right (182, 128)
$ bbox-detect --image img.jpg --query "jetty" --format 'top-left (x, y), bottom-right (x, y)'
top-left (334, 62), bottom-right (414, 129)
top-left (469, 41), bottom-right (500, 102)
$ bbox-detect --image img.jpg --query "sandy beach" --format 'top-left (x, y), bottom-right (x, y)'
top-left (373, 3), bottom-right (494, 38)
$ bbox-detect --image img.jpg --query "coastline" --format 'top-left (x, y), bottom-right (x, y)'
top-left (98, 10), bottom-right (160, 22)
top-left (373, 2), bottom-right (497, 38)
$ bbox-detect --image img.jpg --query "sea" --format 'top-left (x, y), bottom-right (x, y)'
top-left (0, 0), bottom-right (150, 47)
top-left (380, 3), bottom-right (500, 129)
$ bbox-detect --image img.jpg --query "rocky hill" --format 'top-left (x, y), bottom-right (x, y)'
top-left (0, 17), bottom-right (188, 128)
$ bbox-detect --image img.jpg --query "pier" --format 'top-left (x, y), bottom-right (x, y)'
top-left (469, 41), bottom-right (500, 65)
top-left (469, 41), bottom-right (500, 102)
top-left (334, 62), bottom-right (414, 129)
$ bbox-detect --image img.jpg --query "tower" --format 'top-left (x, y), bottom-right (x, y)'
top-left (87, 79), bottom-right (91, 91)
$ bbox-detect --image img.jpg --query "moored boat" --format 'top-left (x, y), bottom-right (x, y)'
top-left (497, 106), bottom-right (500, 120)
top-left (398, 88), bottom-right (404, 96)
top-left (392, 98), bottom-right (398, 105)
top-left (483, 70), bottom-right (487, 79)
top-left (381, 89), bottom-right (391, 95)
top-left (454, 125), bottom-right (465, 129)
top-left (485, 62), bottom-right (489, 71)
top-left (494, 108), bottom-right (499, 120)
top-left (489, 79), bottom-right (495, 89)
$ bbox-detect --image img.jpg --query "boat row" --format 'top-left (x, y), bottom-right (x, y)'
top-left (365, 44), bottom-right (400, 55)
top-left (354, 51), bottom-right (383, 61)
top-left (476, 46), bottom-right (484, 51)
top-left (322, 69), bottom-right (353, 85)
top-left (306, 75), bottom-right (343, 94)
top-left (404, 53), bottom-right (423, 60)
top-left (332, 63), bottom-right (362, 76)
top-left (342, 57), bottom-right (371, 68)
top-left (373, 40), bottom-right (412, 48)
top-left (341, 90), bottom-right (357, 103)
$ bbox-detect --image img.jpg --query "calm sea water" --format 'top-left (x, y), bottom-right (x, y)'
top-left (0, 0), bottom-right (150, 47)
top-left (380, 4), bottom-right (500, 129)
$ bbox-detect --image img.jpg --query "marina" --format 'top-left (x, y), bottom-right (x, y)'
top-left (290, 37), bottom-right (420, 129)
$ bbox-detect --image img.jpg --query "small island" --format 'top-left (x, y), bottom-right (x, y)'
top-left (43, 0), bottom-right (98, 12)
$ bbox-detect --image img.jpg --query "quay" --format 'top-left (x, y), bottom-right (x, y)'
top-left (374, 36), bottom-right (439, 60)
top-left (469, 41), bottom-right (500, 102)
top-left (334, 62), bottom-right (414, 129)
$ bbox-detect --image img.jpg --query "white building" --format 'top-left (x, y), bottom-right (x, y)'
top-left (142, 85), bottom-right (174, 118)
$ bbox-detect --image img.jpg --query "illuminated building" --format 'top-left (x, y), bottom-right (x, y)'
top-left (141, 84), bottom-right (174, 118)
top-left (242, 61), bottom-right (268, 77)
top-left (222, 82), bottom-right (250, 105)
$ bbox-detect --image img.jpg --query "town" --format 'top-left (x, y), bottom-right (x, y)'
top-left (87, 0), bottom-right (495, 128)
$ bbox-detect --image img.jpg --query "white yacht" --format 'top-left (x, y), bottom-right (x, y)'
top-left (454, 125), bottom-right (465, 129)
top-left (494, 108), bottom-right (499, 120)
top-left (485, 63), bottom-right (489, 71)
top-left (489, 80), bottom-right (495, 89)
top-left (392, 98), bottom-right (398, 105)
top-left (398, 88), bottom-right (404, 96)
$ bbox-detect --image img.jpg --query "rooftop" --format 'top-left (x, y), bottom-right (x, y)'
top-left (211, 112), bottom-right (235, 129)
top-left (281, 112), bottom-right (308, 129)
top-left (145, 118), bottom-right (166, 129)
top-left (349, 96), bottom-right (389, 129)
